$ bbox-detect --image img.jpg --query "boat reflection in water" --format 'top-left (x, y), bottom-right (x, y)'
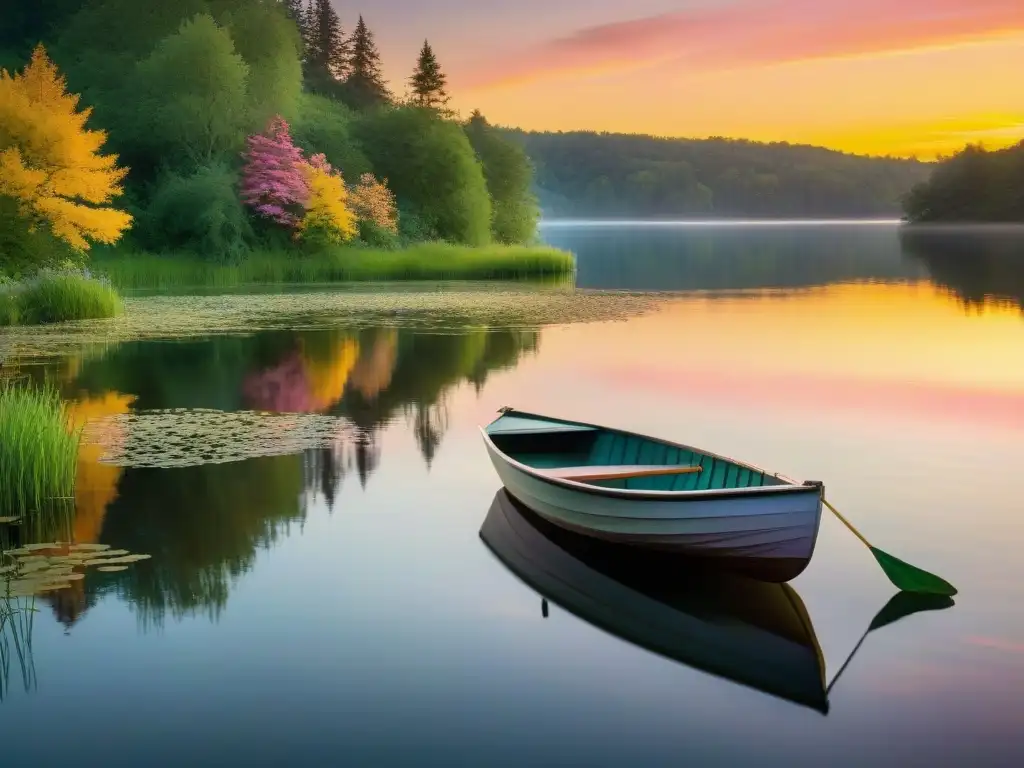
top-left (480, 489), bottom-right (954, 715)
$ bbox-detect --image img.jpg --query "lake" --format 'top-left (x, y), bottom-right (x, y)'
top-left (2, 222), bottom-right (1023, 766)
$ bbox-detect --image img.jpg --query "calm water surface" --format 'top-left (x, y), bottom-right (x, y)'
top-left (2, 224), bottom-right (1023, 766)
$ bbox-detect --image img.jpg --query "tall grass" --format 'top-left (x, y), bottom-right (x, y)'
top-left (16, 272), bottom-right (123, 324)
top-left (93, 243), bottom-right (576, 291)
top-left (0, 271), bottom-right (123, 326)
top-left (0, 382), bottom-right (79, 517)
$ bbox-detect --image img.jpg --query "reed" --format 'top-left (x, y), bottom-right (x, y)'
top-left (93, 243), bottom-right (576, 290)
top-left (0, 382), bottom-right (80, 517)
top-left (14, 272), bottom-right (123, 324)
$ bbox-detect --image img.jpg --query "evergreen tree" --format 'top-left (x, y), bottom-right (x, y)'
top-left (345, 15), bottom-right (390, 108)
top-left (280, 0), bottom-right (305, 26)
top-left (305, 0), bottom-right (348, 84)
top-left (409, 40), bottom-right (448, 111)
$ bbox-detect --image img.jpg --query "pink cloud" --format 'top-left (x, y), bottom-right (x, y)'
top-left (460, 0), bottom-right (1024, 89)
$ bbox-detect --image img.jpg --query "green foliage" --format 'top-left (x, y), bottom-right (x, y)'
top-left (145, 163), bottom-right (252, 259)
top-left (515, 130), bottom-right (932, 217)
top-left (903, 142), bottom-right (1024, 223)
top-left (220, 1), bottom-right (303, 123)
top-left (291, 93), bottom-right (372, 178)
top-left (129, 14), bottom-right (251, 169)
top-left (92, 244), bottom-right (574, 289)
top-left (358, 220), bottom-right (400, 249)
top-left (0, 382), bottom-right (79, 516)
top-left (0, 197), bottom-right (79, 275)
top-left (356, 107), bottom-right (491, 245)
top-left (465, 112), bottom-right (539, 244)
top-left (14, 271), bottom-right (123, 324)
top-left (0, 285), bottom-right (19, 325)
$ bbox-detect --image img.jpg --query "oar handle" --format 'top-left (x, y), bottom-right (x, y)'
top-left (823, 498), bottom-right (872, 549)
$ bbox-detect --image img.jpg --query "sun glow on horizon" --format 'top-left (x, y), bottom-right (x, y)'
top-left (435, 2), bottom-right (1024, 160)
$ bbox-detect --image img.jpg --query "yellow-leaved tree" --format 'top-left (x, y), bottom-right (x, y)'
top-left (298, 153), bottom-right (357, 247)
top-left (0, 45), bottom-right (132, 252)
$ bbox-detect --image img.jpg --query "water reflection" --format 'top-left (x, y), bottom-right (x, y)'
top-left (901, 227), bottom-right (1024, 310)
top-left (481, 490), bottom-right (954, 714)
top-left (26, 326), bottom-right (539, 627)
top-left (541, 223), bottom-right (927, 291)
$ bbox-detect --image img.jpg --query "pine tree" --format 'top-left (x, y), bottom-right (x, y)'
top-left (280, 0), bottom-right (305, 26)
top-left (305, 0), bottom-right (348, 82)
top-left (409, 40), bottom-right (449, 111)
top-left (345, 15), bottom-right (390, 108)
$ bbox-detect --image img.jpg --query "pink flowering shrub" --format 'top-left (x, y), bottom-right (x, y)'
top-left (240, 116), bottom-right (309, 228)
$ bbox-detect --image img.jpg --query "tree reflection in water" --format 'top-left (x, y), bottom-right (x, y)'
top-left (44, 324), bottom-right (539, 629)
top-left (902, 227), bottom-right (1024, 310)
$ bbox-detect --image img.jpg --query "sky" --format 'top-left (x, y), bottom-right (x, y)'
top-left (339, 0), bottom-right (1024, 159)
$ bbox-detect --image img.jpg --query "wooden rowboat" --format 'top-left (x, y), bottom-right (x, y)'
top-left (481, 407), bottom-right (825, 582)
top-left (480, 489), bottom-right (829, 713)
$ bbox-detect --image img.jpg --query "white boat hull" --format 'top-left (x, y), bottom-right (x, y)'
top-left (484, 436), bottom-right (823, 581)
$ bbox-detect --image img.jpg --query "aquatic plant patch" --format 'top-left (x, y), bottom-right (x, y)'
top-left (0, 540), bottom-right (151, 599)
top-left (1, 286), bottom-right (661, 362)
top-left (80, 408), bottom-right (357, 468)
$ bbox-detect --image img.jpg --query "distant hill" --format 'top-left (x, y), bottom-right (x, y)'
top-left (505, 130), bottom-right (932, 219)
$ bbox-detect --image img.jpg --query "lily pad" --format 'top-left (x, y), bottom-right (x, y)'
top-left (68, 544), bottom-right (111, 552)
top-left (96, 566), bottom-right (128, 573)
top-left (83, 554), bottom-right (151, 566)
top-left (0, 516), bottom-right (20, 524)
top-left (79, 549), bottom-right (129, 559)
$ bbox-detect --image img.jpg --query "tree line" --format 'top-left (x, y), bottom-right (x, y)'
top-left (0, 0), bottom-right (539, 272)
top-left (512, 130), bottom-right (933, 218)
top-left (902, 141), bottom-right (1024, 223)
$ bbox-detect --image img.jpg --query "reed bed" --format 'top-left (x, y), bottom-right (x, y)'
top-left (0, 272), bottom-right (123, 326)
top-left (0, 382), bottom-right (80, 516)
top-left (93, 243), bottom-right (576, 291)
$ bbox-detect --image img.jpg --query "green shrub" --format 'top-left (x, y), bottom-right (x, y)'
top-left (292, 93), bottom-right (372, 179)
top-left (0, 286), bottom-right (19, 326)
top-left (17, 271), bottom-right (123, 324)
top-left (464, 113), bottom-right (540, 244)
top-left (0, 381), bottom-right (80, 516)
top-left (0, 197), bottom-right (80, 276)
top-left (145, 164), bottom-right (252, 259)
top-left (358, 220), bottom-right (400, 249)
top-left (356, 107), bottom-right (491, 246)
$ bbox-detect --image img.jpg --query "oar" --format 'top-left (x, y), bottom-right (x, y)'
top-left (822, 498), bottom-right (957, 596)
top-left (554, 465), bottom-right (702, 483)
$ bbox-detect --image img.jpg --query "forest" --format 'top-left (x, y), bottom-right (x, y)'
top-left (514, 131), bottom-right (932, 219)
top-left (902, 142), bottom-right (1024, 223)
top-left (0, 0), bottom-right (541, 275)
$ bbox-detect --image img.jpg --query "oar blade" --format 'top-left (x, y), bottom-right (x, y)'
top-left (870, 547), bottom-right (957, 596)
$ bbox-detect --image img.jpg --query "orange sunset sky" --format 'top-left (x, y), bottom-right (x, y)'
top-left (360, 0), bottom-right (1024, 159)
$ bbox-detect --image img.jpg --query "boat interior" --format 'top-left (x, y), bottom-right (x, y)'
top-left (486, 412), bottom-right (789, 492)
